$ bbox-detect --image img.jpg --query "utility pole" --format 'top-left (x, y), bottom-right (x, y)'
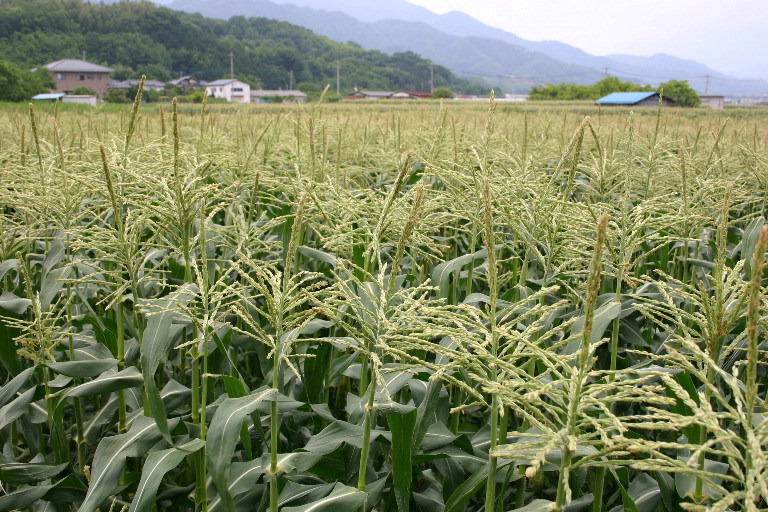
top-left (230, 52), bottom-right (234, 79)
top-left (289, 70), bottom-right (293, 90)
top-left (704, 74), bottom-right (710, 95)
top-left (336, 60), bottom-right (340, 96)
top-left (430, 62), bottom-right (434, 93)
top-left (603, 66), bottom-right (609, 77)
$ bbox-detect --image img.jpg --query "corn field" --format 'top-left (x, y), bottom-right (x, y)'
top-left (1, 87), bottom-right (768, 512)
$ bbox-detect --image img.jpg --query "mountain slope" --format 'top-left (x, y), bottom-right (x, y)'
top-left (0, 0), bottom-right (489, 93)
top-left (169, 0), bottom-right (766, 95)
top-left (167, 0), bottom-right (603, 91)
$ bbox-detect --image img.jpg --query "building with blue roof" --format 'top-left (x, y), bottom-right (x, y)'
top-left (595, 92), bottom-right (673, 107)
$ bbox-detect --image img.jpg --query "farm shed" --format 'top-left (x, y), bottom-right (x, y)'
top-left (43, 59), bottom-right (114, 98)
top-left (250, 90), bottom-right (308, 103)
top-left (594, 92), bottom-right (673, 107)
top-left (109, 78), bottom-right (166, 92)
top-left (32, 93), bottom-right (97, 105)
top-left (344, 90), bottom-right (395, 100)
top-left (700, 95), bottom-right (725, 109)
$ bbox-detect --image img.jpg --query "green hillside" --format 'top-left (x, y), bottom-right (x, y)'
top-left (0, 0), bottom-right (492, 94)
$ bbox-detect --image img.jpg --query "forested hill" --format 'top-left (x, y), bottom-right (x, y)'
top-left (0, 0), bottom-right (491, 94)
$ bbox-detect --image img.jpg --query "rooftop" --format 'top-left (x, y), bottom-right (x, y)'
top-left (32, 93), bottom-right (66, 100)
top-left (45, 59), bottom-right (114, 73)
top-left (251, 89), bottom-right (308, 97)
top-left (594, 92), bottom-right (659, 105)
top-left (206, 79), bottom-right (243, 86)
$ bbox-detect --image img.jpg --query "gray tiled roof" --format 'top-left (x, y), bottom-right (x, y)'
top-left (45, 59), bottom-right (114, 73)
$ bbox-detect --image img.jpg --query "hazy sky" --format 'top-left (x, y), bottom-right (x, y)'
top-left (406, 0), bottom-right (768, 79)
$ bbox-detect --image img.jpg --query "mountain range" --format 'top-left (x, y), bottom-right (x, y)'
top-left (160, 0), bottom-right (766, 96)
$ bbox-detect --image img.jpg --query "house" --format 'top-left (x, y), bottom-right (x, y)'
top-left (392, 91), bottom-right (432, 99)
top-left (108, 78), bottom-right (166, 92)
top-left (344, 90), bottom-right (395, 100)
top-left (699, 95), bottom-right (725, 109)
top-left (107, 79), bottom-right (130, 90)
top-left (44, 59), bottom-right (114, 98)
top-left (250, 89), bottom-right (308, 103)
top-left (169, 76), bottom-right (207, 89)
top-left (594, 92), bottom-right (673, 107)
top-left (205, 79), bottom-right (251, 103)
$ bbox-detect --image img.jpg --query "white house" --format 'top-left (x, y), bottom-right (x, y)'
top-left (205, 79), bottom-right (251, 103)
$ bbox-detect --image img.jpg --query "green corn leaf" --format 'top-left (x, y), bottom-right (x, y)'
top-left (208, 459), bottom-right (264, 512)
top-left (388, 408), bottom-right (418, 512)
top-left (80, 416), bottom-right (175, 512)
top-left (47, 358), bottom-right (119, 378)
top-left (444, 463), bottom-right (488, 512)
top-left (67, 367), bottom-right (143, 398)
top-left (0, 291), bottom-right (31, 314)
top-left (0, 483), bottom-right (54, 511)
top-left (413, 484), bottom-right (444, 512)
top-left (304, 420), bottom-right (391, 455)
top-left (412, 378), bottom-right (443, 452)
top-left (140, 284), bottom-right (196, 442)
top-left (0, 366), bottom-right (36, 407)
top-left (0, 462), bottom-right (67, 484)
top-left (278, 481), bottom-right (336, 508)
top-left (432, 247), bottom-right (498, 300)
top-left (128, 439), bottom-right (205, 512)
top-left (282, 482), bottom-right (366, 512)
top-left (0, 386), bottom-right (42, 430)
top-left (207, 388), bottom-right (277, 510)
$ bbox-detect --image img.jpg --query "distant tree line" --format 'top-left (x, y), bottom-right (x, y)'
top-left (0, 0), bottom-right (492, 97)
top-left (530, 76), bottom-right (701, 107)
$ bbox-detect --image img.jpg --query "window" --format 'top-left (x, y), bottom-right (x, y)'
top-left (233, 87), bottom-right (243, 92)
top-left (56, 73), bottom-right (66, 80)
top-left (86, 74), bottom-right (94, 80)
top-left (77, 75), bottom-right (85, 81)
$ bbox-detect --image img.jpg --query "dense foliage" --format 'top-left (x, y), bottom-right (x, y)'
top-left (0, 96), bottom-right (767, 512)
top-left (528, 77), bottom-right (652, 101)
top-left (0, 0), bottom-right (490, 94)
top-left (658, 79), bottom-right (701, 107)
top-left (0, 59), bottom-right (54, 101)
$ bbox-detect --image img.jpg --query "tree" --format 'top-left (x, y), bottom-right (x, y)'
top-left (658, 79), bottom-right (700, 107)
top-left (0, 60), bottom-right (54, 101)
top-left (104, 88), bottom-right (129, 103)
top-left (433, 87), bottom-right (453, 99)
top-left (72, 86), bottom-right (97, 95)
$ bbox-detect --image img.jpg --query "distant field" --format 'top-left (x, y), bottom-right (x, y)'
top-left (1, 98), bottom-right (767, 512)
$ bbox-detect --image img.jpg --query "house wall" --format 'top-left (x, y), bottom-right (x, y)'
top-left (207, 81), bottom-right (251, 103)
top-left (52, 72), bottom-right (110, 97)
top-left (635, 97), bottom-right (673, 107)
top-left (701, 96), bottom-right (724, 109)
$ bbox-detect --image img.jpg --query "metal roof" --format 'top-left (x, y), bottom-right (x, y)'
top-left (359, 91), bottom-right (395, 97)
top-left (45, 59), bottom-right (114, 73)
top-left (251, 90), bottom-right (307, 97)
top-left (595, 92), bottom-right (658, 105)
top-left (206, 79), bottom-right (241, 86)
top-left (32, 93), bottom-right (66, 100)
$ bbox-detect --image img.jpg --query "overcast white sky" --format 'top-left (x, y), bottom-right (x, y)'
top-left (406, 0), bottom-right (768, 79)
